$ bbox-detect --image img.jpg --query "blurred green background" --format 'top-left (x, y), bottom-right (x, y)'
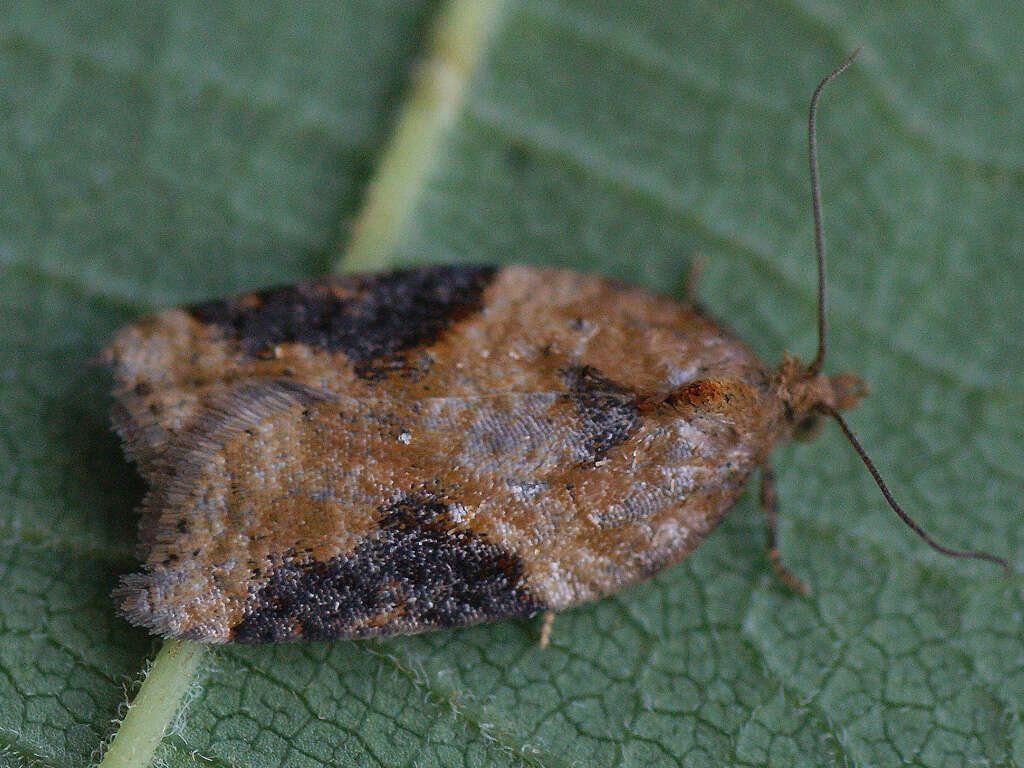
top-left (1, 1), bottom-right (1021, 766)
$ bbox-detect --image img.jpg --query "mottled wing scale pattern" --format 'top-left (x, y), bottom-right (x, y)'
top-left (107, 266), bottom-right (787, 642)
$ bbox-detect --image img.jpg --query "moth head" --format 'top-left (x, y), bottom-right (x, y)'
top-left (774, 354), bottom-right (867, 442)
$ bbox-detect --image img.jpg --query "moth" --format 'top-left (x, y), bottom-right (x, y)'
top-left (105, 51), bottom-right (1005, 644)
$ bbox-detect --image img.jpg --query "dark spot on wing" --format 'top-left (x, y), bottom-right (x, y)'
top-left (188, 266), bottom-right (497, 379)
top-left (562, 365), bottom-right (641, 462)
top-left (231, 489), bottom-right (544, 642)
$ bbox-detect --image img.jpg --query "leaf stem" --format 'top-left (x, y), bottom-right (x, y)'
top-left (338, 0), bottom-right (508, 272)
top-left (94, 4), bottom-right (505, 766)
top-left (95, 640), bottom-right (206, 768)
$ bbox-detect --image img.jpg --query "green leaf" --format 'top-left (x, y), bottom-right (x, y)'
top-left (2, 1), bottom-right (1022, 767)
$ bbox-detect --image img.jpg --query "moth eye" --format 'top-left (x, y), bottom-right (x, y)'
top-left (793, 414), bottom-right (823, 442)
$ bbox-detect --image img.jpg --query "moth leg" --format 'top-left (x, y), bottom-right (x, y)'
top-left (684, 255), bottom-right (707, 304)
top-left (538, 611), bottom-right (555, 649)
top-left (760, 463), bottom-right (808, 594)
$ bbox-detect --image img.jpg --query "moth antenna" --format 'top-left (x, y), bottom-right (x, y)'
top-left (826, 407), bottom-right (1010, 575)
top-left (806, 47), bottom-right (862, 376)
top-left (808, 50), bottom-right (1007, 575)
